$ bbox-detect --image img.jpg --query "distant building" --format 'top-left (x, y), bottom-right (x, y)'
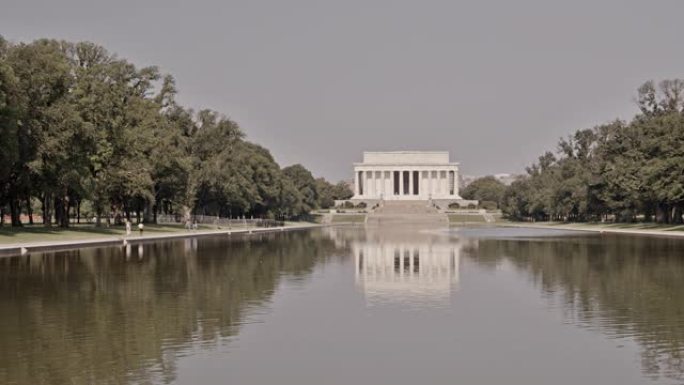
top-left (492, 173), bottom-right (520, 186)
top-left (460, 173), bottom-right (522, 188)
top-left (352, 151), bottom-right (462, 200)
top-left (344, 151), bottom-right (476, 208)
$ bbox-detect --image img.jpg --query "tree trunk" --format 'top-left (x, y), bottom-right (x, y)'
top-left (121, 201), bottom-right (129, 224)
top-left (152, 203), bottom-right (158, 224)
top-left (54, 196), bottom-right (62, 227)
top-left (144, 200), bottom-right (154, 224)
top-left (60, 192), bottom-right (69, 228)
top-left (26, 195), bottom-right (33, 225)
top-left (41, 195), bottom-right (46, 225)
top-left (43, 194), bottom-right (52, 227)
top-left (644, 210), bottom-right (653, 222)
top-left (0, 207), bottom-right (4, 227)
top-left (182, 205), bottom-right (192, 224)
top-left (95, 207), bottom-right (102, 227)
top-left (673, 205), bottom-right (683, 225)
top-left (9, 198), bottom-right (22, 227)
top-left (656, 203), bottom-right (669, 224)
top-left (77, 200), bottom-right (81, 224)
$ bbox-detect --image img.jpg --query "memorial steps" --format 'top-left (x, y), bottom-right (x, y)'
top-left (366, 201), bottom-right (448, 227)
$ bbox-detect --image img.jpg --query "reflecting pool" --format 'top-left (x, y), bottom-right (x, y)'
top-left (1, 227), bottom-right (684, 384)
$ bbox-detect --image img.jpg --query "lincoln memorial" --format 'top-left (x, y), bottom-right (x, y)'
top-left (346, 151), bottom-right (474, 208)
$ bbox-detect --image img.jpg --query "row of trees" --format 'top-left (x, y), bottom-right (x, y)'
top-left (498, 80), bottom-right (684, 223)
top-left (0, 37), bottom-right (352, 227)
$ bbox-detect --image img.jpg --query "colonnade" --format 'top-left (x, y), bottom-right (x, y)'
top-left (354, 168), bottom-right (458, 200)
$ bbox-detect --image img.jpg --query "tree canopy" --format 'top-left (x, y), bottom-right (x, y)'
top-left (461, 176), bottom-right (507, 208)
top-left (501, 79), bottom-right (684, 224)
top-left (0, 37), bottom-right (346, 227)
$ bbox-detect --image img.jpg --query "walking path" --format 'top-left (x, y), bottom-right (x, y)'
top-left (0, 222), bottom-right (324, 257)
top-left (501, 222), bottom-right (684, 238)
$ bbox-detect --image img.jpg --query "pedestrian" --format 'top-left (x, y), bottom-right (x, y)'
top-left (125, 220), bottom-right (131, 236)
top-left (138, 222), bottom-right (144, 236)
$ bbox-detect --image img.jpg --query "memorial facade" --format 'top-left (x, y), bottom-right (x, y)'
top-left (351, 151), bottom-right (462, 201)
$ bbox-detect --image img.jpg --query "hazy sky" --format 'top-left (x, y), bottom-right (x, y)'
top-left (3, 0), bottom-right (684, 181)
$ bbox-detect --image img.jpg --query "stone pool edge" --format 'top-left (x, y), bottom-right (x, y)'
top-left (499, 222), bottom-right (684, 239)
top-left (0, 223), bottom-right (333, 258)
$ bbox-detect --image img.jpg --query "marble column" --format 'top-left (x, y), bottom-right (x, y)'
top-left (357, 171), bottom-right (362, 196)
top-left (399, 170), bottom-right (404, 196)
top-left (366, 171), bottom-right (371, 198)
top-left (385, 171), bottom-right (391, 197)
top-left (408, 170), bottom-right (414, 196)
top-left (378, 171), bottom-right (383, 197)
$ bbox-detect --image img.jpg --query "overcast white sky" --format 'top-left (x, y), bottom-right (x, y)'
top-left (3, 0), bottom-right (684, 181)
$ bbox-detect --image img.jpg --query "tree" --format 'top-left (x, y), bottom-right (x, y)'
top-left (314, 178), bottom-right (352, 208)
top-left (5, 39), bottom-right (75, 226)
top-left (502, 80), bottom-right (684, 224)
top-left (282, 164), bottom-right (318, 213)
top-left (461, 176), bottom-right (506, 209)
top-left (0, 36), bottom-right (19, 225)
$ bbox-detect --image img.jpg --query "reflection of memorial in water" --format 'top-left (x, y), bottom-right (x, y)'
top-left (351, 228), bottom-right (462, 306)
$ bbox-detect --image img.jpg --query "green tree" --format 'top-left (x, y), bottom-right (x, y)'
top-left (462, 176), bottom-right (507, 209)
top-left (0, 36), bottom-right (20, 225)
top-left (282, 164), bottom-right (318, 213)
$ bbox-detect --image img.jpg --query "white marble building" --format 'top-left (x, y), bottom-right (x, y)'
top-left (352, 151), bottom-right (462, 201)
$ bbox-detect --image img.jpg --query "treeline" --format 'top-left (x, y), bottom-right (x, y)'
top-left (0, 37), bottom-right (352, 227)
top-left (498, 80), bottom-right (684, 224)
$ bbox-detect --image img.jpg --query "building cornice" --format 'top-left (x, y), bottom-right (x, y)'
top-left (353, 163), bottom-right (460, 167)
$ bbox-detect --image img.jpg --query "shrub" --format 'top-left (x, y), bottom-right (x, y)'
top-left (480, 200), bottom-right (498, 211)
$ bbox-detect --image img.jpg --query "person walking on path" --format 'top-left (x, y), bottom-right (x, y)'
top-left (138, 222), bottom-right (144, 236)
top-left (125, 220), bottom-right (131, 236)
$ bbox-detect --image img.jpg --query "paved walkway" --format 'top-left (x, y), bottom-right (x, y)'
top-left (0, 223), bottom-right (324, 257)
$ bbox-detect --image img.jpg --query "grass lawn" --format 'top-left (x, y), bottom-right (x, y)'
top-left (0, 223), bottom-right (216, 245)
top-left (331, 215), bottom-right (366, 223)
top-left (448, 214), bottom-right (487, 224)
